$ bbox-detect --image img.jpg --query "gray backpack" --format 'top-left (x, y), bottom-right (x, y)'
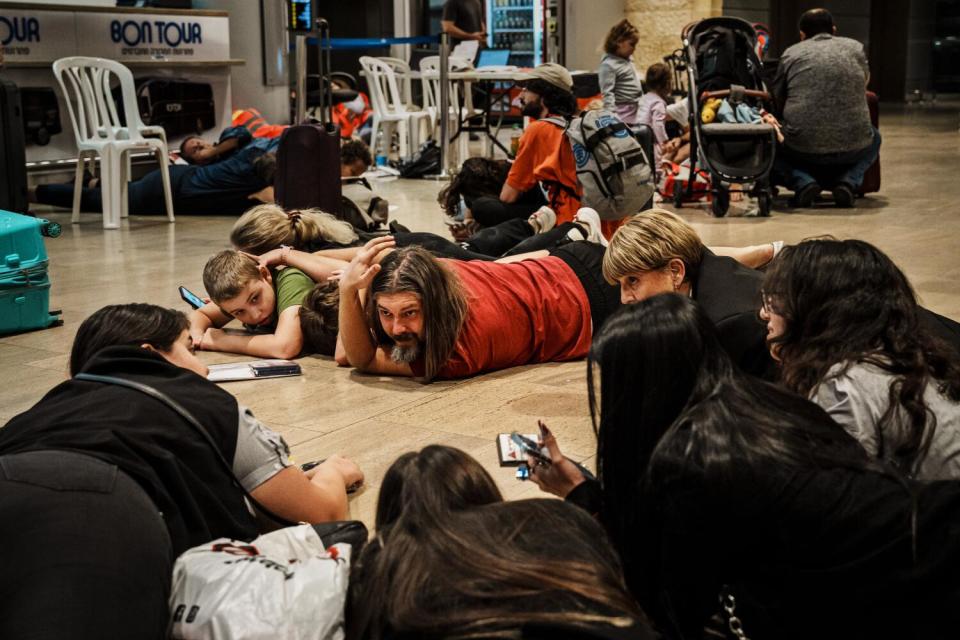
top-left (544, 111), bottom-right (654, 220)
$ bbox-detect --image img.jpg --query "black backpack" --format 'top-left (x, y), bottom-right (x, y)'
top-left (695, 26), bottom-right (761, 93)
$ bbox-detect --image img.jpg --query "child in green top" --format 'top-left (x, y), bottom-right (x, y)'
top-left (189, 249), bottom-right (344, 359)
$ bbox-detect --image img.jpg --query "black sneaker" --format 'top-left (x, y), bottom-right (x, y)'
top-left (791, 182), bottom-right (821, 208)
top-left (832, 182), bottom-right (856, 208)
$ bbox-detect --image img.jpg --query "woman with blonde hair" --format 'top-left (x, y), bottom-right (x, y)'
top-left (599, 19), bottom-right (644, 124)
top-left (230, 203), bottom-right (359, 256)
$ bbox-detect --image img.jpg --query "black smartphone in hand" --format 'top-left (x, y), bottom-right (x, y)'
top-left (511, 432), bottom-right (551, 466)
top-left (179, 286), bottom-right (206, 310)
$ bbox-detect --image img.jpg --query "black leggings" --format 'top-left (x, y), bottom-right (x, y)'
top-left (35, 165), bottom-right (261, 216)
top-left (469, 187), bottom-right (547, 227)
top-left (396, 221), bottom-right (588, 261)
top-left (0, 450), bottom-right (172, 640)
top-left (550, 241), bottom-right (622, 331)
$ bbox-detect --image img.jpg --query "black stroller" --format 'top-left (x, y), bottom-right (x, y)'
top-left (678, 17), bottom-right (777, 217)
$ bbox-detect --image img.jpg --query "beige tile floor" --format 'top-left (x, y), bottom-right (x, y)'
top-left (3, 101), bottom-right (959, 529)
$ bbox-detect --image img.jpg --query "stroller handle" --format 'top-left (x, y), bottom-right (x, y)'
top-left (700, 88), bottom-right (771, 102)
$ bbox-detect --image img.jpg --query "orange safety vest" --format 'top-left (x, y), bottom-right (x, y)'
top-left (331, 92), bottom-right (372, 139)
top-left (231, 107), bottom-right (288, 139)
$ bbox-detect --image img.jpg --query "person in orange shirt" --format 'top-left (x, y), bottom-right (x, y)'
top-left (471, 63), bottom-right (622, 240)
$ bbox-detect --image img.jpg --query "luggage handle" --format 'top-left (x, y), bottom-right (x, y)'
top-left (700, 87), bottom-right (770, 102)
top-left (316, 18), bottom-right (331, 125)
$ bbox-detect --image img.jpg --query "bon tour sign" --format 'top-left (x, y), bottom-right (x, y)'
top-left (0, 8), bottom-right (229, 63)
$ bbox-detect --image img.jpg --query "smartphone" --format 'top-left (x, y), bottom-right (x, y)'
top-left (510, 431), bottom-right (551, 466)
top-left (179, 286), bottom-right (206, 310)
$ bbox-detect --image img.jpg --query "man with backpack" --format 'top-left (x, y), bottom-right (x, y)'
top-left (771, 8), bottom-right (880, 208)
top-left (488, 63), bottom-right (652, 239)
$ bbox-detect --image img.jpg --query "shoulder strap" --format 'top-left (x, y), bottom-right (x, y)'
top-left (75, 372), bottom-right (297, 528)
top-left (540, 115), bottom-right (570, 130)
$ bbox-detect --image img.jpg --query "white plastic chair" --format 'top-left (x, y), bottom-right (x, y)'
top-left (359, 56), bottom-right (431, 161)
top-left (419, 55), bottom-right (477, 163)
top-left (377, 56), bottom-right (418, 110)
top-left (53, 56), bottom-right (174, 229)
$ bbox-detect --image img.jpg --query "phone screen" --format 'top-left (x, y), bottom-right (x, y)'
top-left (179, 286), bottom-right (205, 310)
top-left (511, 432), bottom-right (551, 466)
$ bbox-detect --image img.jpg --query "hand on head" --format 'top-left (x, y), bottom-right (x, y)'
top-left (339, 235), bottom-right (396, 292)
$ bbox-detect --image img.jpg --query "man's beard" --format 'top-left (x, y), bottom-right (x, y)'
top-left (389, 333), bottom-right (421, 363)
top-left (520, 99), bottom-right (543, 119)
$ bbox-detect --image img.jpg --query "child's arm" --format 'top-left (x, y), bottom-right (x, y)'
top-left (200, 305), bottom-right (304, 359)
top-left (256, 247), bottom-right (349, 283)
top-left (189, 303), bottom-right (232, 344)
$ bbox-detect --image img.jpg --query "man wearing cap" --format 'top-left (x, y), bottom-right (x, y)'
top-left (493, 63), bottom-right (583, 226)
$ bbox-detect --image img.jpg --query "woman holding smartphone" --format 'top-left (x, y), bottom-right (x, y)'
top-left (530, 295), bottom-right (960, 639)
top-left (0, 303), bottom-right (362, 640)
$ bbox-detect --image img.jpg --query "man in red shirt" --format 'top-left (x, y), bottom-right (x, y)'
top-left (336, 237), bottom-right (619, 381)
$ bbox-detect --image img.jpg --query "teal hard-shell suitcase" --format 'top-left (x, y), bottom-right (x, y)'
top-left (0, 210), bottom-right (62, 335)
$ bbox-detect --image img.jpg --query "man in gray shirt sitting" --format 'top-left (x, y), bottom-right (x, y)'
top-left (771, 8), bottom-right (880, 208)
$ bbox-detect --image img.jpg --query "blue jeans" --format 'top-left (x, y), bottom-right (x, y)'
top-left (774, 128), bottom-right (881, 191)
top-left (36, 165), bottom-right (263, 216)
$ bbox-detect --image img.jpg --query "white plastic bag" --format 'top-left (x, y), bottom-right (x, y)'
top-left (169, 524), bottom-right (351, 640)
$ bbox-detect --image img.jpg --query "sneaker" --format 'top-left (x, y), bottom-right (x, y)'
top-left (832, 182), bottom-right (856, 208)
top-left (528, 206), bottom-right (557, 234)
top-left (573, 207), bottom-right (608, 247)
top-left (790, 182), bottom-right (821, 208)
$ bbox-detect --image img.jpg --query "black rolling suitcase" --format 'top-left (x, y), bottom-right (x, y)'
top-left (275, 18), bottom-right (342, 215)
top-left (0, 79), bottom-right (29, 214)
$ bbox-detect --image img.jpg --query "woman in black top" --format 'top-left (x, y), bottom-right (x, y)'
top-left (531, 295), bottom-right (960, 639)
top-left (0, 303), bottom-right (361, 640)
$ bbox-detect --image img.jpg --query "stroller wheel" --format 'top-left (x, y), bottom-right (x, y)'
top-left (758, 191), bottom-right (772, 217)
top-left (711, 185), bottom-right (729, 218)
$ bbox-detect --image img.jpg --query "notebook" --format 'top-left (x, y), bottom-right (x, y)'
top-left (207, 359), bottom-right (302, 383)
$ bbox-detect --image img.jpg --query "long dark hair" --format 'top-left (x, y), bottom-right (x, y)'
top-left (348, 499), bottom-right (646, 640)
top-left (437, 157), bottom-right (511, 217)
top-left (368, 247), bottom-right (468, 381)
top-left (70, 304), bottom-right (188, 376)
top-left (373, 445), bottom-right (502, 530)
top-left (762, 239), bottom-right (960, 475)
top-left (588, 295), bottom-right (876, 600)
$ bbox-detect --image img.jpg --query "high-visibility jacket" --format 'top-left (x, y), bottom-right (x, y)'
top-left (231, 107), bottom-right (288, 139)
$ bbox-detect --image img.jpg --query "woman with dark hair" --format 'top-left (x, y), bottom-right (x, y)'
top-left (348, 446), bottom-right (655, 640)
top-left (532, 295), bottom-right (960, 639)
top-left (761, 238), bottom-right (960, 479)
top-left (438, 157), bottom-right (549, 237)
top-left (0, 304), bottom-right (362, 639)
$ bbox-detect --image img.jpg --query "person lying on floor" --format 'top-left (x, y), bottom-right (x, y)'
top-left (30, 124), bottom-right (279, 216)
top-left (333, 235), bottom-right (616, 380)
top-left (231, 203), bottom-right (780, 268)
top-left (188, 249), bottom-right (346, 359)
top-left (0, 303), bottom-right (362, 639)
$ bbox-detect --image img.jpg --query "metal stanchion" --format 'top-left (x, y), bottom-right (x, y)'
top-left (426, 32), bottom-right (452, 180)
top-left (294, 33), bottom-right (307, 124)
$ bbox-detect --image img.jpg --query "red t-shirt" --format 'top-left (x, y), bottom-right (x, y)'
top-left (506, 118), bottom-right (582, 225)
top-left (410, 258), bottom-right (592, 379)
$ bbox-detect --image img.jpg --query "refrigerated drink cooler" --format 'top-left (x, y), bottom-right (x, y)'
top-left (487, 0), bottom-right (543, 68)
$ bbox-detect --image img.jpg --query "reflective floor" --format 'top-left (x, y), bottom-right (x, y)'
top-left (3, 100), bottom-right (959, 527)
